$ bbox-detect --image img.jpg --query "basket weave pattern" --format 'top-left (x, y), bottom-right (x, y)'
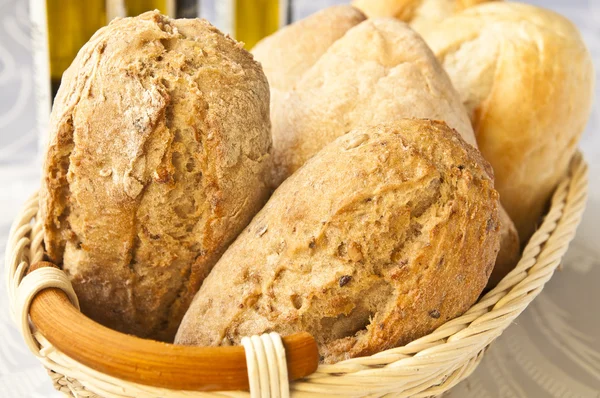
top-left (5, 153), bottom-right (588, 398)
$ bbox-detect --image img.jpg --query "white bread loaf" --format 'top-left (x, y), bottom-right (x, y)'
top-left (424, 2), bottom-right (595, 242)
top-left (352, 0), bottom-right (498, 35)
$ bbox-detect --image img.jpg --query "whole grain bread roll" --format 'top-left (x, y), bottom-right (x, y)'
top-left (176, 120), bottom-right (501, 363)
top-left (424, 2), bottom-right (595, 243)
top-left (39, 11), bottom-right (272, 341)
top-left (352, 0), bottom-right (497, 35)
top-left (259, 16), bottom-right (518, 285)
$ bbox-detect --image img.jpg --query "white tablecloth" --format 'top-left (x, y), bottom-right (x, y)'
top-left (0, 0), bottom-right (598, 397)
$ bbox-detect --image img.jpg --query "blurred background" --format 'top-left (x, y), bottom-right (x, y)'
top-left (0, 1), bottom-right (599, 397)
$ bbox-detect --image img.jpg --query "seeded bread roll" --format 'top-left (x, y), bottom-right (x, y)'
top-left (176, 120), bottom-right (501, 363)
top-left (424, 2), bottom-right (594, 242)
top-left (263, 16), bottom-right (518, 285)
top-left (352, 0), bottom-right (498, 35)
top-left (39, 11), bottom-right (272, 341)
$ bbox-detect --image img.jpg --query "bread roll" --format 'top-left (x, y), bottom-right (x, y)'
top-left (424, 2), bottom-right (595, 242)
top-left (263, 16), bottom-right (518, 285)
top-left (251, 5), bottom-right (366, 143)
top-left (271, 18), bottom-right (474, 183)
top-left (39, 11), bottom-right (272, 341)
top-left (176, 120), bottom-right (501, 363)
top-left (352, 0), bottom-right (497, 35)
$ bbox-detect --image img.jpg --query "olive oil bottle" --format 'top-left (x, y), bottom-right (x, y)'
top-left (209, 0), bottom-right (290, 49)
top-left (30, 0), bottom-right (107, 152)
top-left (46, 1), bottom-right (107, 99)
top-left (121, 0), bottom-right (198, 19)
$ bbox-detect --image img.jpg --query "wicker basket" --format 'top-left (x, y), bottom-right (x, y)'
top-left (5, 153), bottom-right (588, 398)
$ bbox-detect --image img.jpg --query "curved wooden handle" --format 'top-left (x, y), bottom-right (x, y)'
top-left (27, 262), bottom-right (319, 391)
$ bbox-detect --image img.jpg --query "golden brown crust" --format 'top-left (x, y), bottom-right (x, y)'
top-left (39, 11), bottom-right (272, 341)
top-left (176, 120), bottom-right (501, 363)
top-left (352, 0), bottom-right (423, 21)
top-left (260, 14), bottom-right (519, 286)
top-left (488, 206), bottom-right (521, 288)
top-left (351, 0), bottom-right (499, 34)
top-left (425, 2), bottom-right (595, 243)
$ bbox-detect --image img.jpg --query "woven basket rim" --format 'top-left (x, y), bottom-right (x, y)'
top-left (4, 152), bottom-right (589, 398)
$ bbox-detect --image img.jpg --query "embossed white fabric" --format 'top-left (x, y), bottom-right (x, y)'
top-left (0, 0), bottom-right (598, 397)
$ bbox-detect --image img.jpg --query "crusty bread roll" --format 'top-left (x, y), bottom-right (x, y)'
top-left (424, 2), bottom-right (595, 243)
top-left (257, 15), bottom-right (518, 285)
top-left (176, 120), bottom-right (501, 363)
top-left (352, 0), bottom-right (497, 35)
top-left (270, 18), bottom-right (474, 183)
top-left (39, 11), bottom-right (273, 341)
top-left (251, 5), bottom-right (366, 142)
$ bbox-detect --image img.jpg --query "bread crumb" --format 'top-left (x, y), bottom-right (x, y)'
top-left (348, 242), bottom-right (363, 262)
top-left (257, 225), bottom-right (268, 236)
top-left (344, 134), bottom-right (369, 150)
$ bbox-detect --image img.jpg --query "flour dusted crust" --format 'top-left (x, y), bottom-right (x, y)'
top-left (251, 5), bottom-right (366, 93)
top-left (176, 120), bottom-right (501, 363)
top-left (424, 2), bottom-right (594, 242)
top-left (271, 18), bottom-right (475, 184)
top-left (39, 11), bottom-right (272, 341)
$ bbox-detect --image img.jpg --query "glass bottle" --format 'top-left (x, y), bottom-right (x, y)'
top-left (30, 0), bottom-right (107, 152)
top-left (203, 0), bottom-right (290, 49)
top-left (121, 0), bottom-right (198, 18)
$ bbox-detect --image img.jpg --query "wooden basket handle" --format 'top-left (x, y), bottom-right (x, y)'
top-left (27, 262), bottom-right (319, 392)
